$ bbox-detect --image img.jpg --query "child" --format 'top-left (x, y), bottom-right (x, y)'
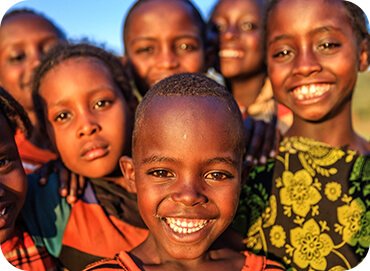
top-left (0, 8), bottom-right (66, 173)
top-left (122, 0), bottom-right (276, 165)
top-left (84, 73), bottom-right (285, 271)
top-left (209, 0), bottom-right (275, 122)
top-left (122, 0), bottom-right (209, 99)
top-left (22, 43), bottom-right (148, 271)
top-left (0, 87), bottom-right (58, 270)
top-left (234, 0), bottom-right (370, 270)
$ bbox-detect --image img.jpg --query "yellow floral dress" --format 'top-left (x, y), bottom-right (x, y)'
top-left (233, 137), bottom-right (370, 271)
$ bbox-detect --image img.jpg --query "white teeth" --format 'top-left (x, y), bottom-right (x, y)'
top-left (219, 49), bottom-right (244, 58)
top-left (165, 218), bottom-right (209, 234)
top-left (292, 84), bottom-right (331, 101)
top-left (0, 207), bottom-right (7, 216)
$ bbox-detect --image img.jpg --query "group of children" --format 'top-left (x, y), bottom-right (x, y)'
top-left (0, 0), bottom-right (369, 270)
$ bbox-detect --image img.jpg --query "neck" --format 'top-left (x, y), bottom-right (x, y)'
top-left (230, 73), bottom-right (266, 110)
top-left (286, 106), bottom-right (370, 153)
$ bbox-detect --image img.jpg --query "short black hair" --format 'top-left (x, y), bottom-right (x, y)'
top-left (32, 42), bottom-right (137, 133)
top-left (133, 73), bottom-right (245, 157)
top-left (0, 87), bottom-right (32, 137)
top-left (122, 0), bottom-right (207, 54)
top-left (2, 8), bottom-right (66, 40)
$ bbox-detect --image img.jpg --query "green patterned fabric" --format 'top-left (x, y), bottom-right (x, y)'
top-left (233, 137), bottom-right (370, 271)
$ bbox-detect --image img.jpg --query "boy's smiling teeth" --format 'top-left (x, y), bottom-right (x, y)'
top-left (291, 83), bottom-right (331, 101)
top-left (219, 49), bottom-right (244, 58)
top-left (164, 217), bottom-right (209, 234)
top-left (0, 206), bottom-right (8, 217)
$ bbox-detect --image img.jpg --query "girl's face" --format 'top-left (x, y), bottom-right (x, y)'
top-left (0, 115), bottom-right (27, 243)
top-left (39, 57), bottom-right (132, 178)
top-left (126, 96), bottom-right (242, 261)
top-left (0, 14), bottom-right (62, 112)
top-left (124, 0), bottom-right (206, 91)
top-left (211, 0), bottom-right (265, 79)
top-left (266, 0), bottom-right (368, 123)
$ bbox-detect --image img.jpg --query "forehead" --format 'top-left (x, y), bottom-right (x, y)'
top-left (1, 13), bottom-right (57, 34)
top-left (126, 0), bottom-right (201, 39)
top-left (39, 57), bottom-right (117, 99)
top-left (267, 0), bottom-right (351, 38)
top-left (135, 96), bottom-right (240, 154)
top-left (213, 0), bottom-right (263, 17)
top-left (0, 14), bottom-right (59, 46)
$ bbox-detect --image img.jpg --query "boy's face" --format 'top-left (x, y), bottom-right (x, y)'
top-left (266, 0), bottom-right (368, 123)
top-left (40, 57), bottom-right (131, 178)
top-left (211, 0), bottom-right (265, 79)
top-left (124, 0), bottom-right (206, 90)
top-left (0, 14), bottom-right (62, 112)
top-left (127, 96), bottom-right (242, 260)
top-left (0, 114), bottom-right (27, 243)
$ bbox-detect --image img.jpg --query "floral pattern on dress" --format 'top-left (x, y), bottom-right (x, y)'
top-left (235, 137), bottom-right (370, 271)
top-left (280, 169), bottom-right (321, 217)
top-left (290, 219), bottom-right (334, 270)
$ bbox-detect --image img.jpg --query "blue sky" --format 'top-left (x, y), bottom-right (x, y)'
top-left (5, 0), bottom-right (218, 55)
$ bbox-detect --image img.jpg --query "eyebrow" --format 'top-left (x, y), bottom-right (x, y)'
top-left (130, 34), bottom-right (201, 44)
top-left (268, 25), bottom-right (343, 46)
top-left (141, 155), bottom-right (238, 167)
top-left (141, 155), bottom-right (178, 164)
top-left (206, 157), bottom-right (238, 167)
top-left (47, 86), bottom-right (116, 107)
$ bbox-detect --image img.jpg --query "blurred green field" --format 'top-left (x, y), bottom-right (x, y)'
top-left (353, 71), bottom-right (370, 140)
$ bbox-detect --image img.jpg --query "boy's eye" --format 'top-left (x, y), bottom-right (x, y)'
top-left (135, 46), bottom-right (155, 54)
top-left (318, 42), bottom-right (341, 51)
top-left (177, 42), bottom-right (198, 53)
top-left (214, 22), bottom-right (227, 33)
top-left (240, 21), bottom-right (255, 32)
top-left (8, 52), bottom-right (26, 63)
top-left (0, 158), bottom-right (10, 168)
top-left (93, 100), bottom-right (112, 110)
top-left (272, 49), bottom-right (292, 59)
top-left (54, 112), bottom-right (71, 122)
top-left (204, 171), bottom-right (232, 181)
top-left (148, 169), bottom-right (174, 178)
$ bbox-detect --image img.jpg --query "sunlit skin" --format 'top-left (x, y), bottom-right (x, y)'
top-left (0, 13), bottom-right (62, 127)
top-left (124, 0), bottom-right (206, 95)
top-left (267, 0), bottom-right (370, 152)
top-left (39, 57), bottom-right (132, 179)
top-left (0, 115), bottom-right (27, 243)
top-left (210, 0), bottom-right (267, 111)
top-left (120, 96), bottom-right (245, 270)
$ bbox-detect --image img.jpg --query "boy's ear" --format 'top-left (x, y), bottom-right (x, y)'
top-left (119, 156), bottom-right (136, 193)
top-left (358, 38), bottom-right (369, 72)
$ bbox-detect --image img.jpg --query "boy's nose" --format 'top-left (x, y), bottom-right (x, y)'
top-left (77, 114), bottom-right (101, 138)
top-left (222, 25), bottom-right (240, 41)
top-left (170, 179), bottom-right (208, 207)
top-left (157, 47), bottom-right (179, 69)
top-left (292, 49), bottom-right (322, 77)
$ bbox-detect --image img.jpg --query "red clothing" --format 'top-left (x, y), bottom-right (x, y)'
top-left (14, 130), bottom-right (57, 174)
top-left (1, 227), bottom-right (58, 271)
top-left (83, 250), bottom-right (285, 271)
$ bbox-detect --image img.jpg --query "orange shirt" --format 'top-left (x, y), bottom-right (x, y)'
top-left (14, 130), bottom-right (57, 174)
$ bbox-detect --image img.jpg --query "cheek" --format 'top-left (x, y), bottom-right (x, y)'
top-left (181, 53), bottom-right (205, 73)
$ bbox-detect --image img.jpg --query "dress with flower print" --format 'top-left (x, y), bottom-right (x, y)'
top-left (233, 137), bottom-right (370, 271)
